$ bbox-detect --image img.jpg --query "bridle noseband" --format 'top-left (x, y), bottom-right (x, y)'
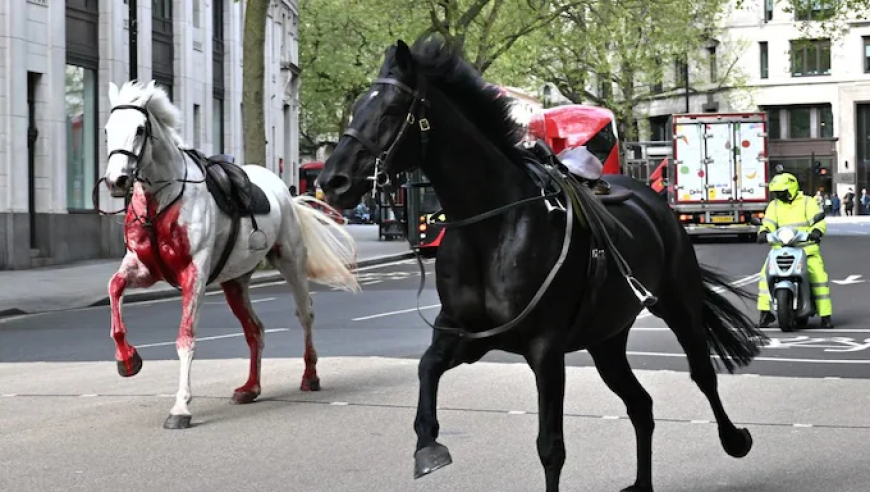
top-left (106, 104), bottom-right (154, 181)
top-left (342, 76), bottom-right (431, 193)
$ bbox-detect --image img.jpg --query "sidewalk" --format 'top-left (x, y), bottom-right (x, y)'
top-left (0, 225), bottom-right (412, 317)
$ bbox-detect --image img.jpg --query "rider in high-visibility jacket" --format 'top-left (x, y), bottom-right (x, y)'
top-left (757, 173), bottom-right (834, 329)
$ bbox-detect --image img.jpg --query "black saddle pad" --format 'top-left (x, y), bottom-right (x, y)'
top-left (184, 150), bottom-right (272, 217)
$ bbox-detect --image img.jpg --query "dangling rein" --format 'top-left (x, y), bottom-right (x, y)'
top-left (410, 166), bottom-right (657, 340)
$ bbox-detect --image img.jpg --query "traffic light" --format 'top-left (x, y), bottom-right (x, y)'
top-left (813, 161), bottom-right (821, 174)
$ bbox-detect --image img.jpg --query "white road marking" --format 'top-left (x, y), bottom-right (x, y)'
top-left (352, 274), bottom-right (761, 322)
top-left (690, 419), bottom-right (711, 424)
top-left (507, 410), bottom-right (527, 415)
top-left (629, 327), bottom-right (870, 334)
top-left (137, 328), bottom-right (289, 349)
top-left (601, 415), bottom-right (621, 420)
top-left (624, 350), bottom-right (870, 364)
top-left (352, 304), bottom-right (442, 321)
top-left (330, 401), bottom-right (349, 406)
top-left (1, 393), bottom-right (17, 397)
top-left (793, 423), bottom-right (814, 428)
top-left (204, 297), bottom-right (276, 306)
top-left (80, 394), bottom-right (98, 398)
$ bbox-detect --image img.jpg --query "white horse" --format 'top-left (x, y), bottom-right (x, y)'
top-left (102, 80), bottom-right (360, 429)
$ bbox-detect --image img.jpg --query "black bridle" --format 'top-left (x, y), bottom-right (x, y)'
top-left (342, 76), bottom-right (432, 193)
top-left (94, 103), bottom-right (205, 289)
top-left (341, 75), bottom-right (579, 341)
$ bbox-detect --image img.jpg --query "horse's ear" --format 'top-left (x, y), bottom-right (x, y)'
top-left (142, 80), bottom-right (157, 105)
top-left (108, 82), bottom-right (119, 107)
top-left (395, 39), bottom-right (415, 73)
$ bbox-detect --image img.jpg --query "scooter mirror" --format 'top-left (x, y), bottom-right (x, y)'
top-left (749, 217), bottom-right (762, 226)
top-left (812, 212), bottom-right (826, 224)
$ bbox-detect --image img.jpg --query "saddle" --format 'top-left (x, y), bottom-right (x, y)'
top-left (182, 149), bottom-right (273, 285)
top-left (523, 140), bottom-right (634, 207)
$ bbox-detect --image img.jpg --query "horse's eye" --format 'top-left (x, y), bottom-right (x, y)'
top-left (136, 126), bottom-right (145, 136)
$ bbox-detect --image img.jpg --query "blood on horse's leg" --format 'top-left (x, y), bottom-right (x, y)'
top-left (164, 263), bottom-right (205, 430)
top-left (588, 330), bottom-right (654, 492)
top-left (267, 245), bottom-right (320, 391)
top-left (109, 254), bottom-right (155, 377)
top-left (222, 276), bottom-right (265, 404)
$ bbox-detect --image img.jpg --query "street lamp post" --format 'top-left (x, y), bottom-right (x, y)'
top-left (684, 41), bottom-right (690, 113)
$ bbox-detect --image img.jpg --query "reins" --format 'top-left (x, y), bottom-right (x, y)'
top-left (343, 76), bottom-right (579, 340)
top-left (95, 104), bottom-right (207, 289)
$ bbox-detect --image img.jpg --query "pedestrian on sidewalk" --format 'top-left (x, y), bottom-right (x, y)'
top-left (831, 193), bottom-right (841, 216)
top-left (844, 188), bottom-right (855, 216)
top-left (861, 188), bottom-right (870, 215)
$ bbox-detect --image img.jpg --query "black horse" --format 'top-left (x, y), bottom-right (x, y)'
top-left (317, 36), bottom-right (766, 492)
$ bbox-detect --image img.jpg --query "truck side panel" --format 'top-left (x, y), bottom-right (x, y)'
top-left (735, 120), bottom-right (768, 202)
top-left (673, 122), bottom-right (707, 202)
top-left (705, 122), bottom-right (735, 202)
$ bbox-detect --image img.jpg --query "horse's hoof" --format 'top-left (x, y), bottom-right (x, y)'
top-left (163, 414), bottom-right (192, 430)
top-left (231, 390), bottom-right (260, 404)
top-left (300, 376), bottom-right (321, 392)
top-left (116, 350), bottom-right (143, 378)
top-left (414, 442), bottom-right (452, 479)
top-left (621, 484), bottom-right (654, 492)
top-left (721, 427), bottom-right (753, 458)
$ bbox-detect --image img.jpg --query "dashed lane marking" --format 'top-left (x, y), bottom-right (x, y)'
top-left (0, 393), bottom-right (864, 430)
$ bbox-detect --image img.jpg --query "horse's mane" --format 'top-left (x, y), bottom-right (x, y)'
top-left (408, 35), bottom-right (527, 162)
top-left (114, 80), bottom-right (186, 147)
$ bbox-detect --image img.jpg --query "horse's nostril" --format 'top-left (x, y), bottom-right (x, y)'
top-left (327, 175), bottom-right (351, 194)
top-left (115, 175), bottom-right (130, 189)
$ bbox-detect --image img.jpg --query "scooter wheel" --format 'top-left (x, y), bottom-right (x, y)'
top-left (775, 290), bottom-right (795, 332)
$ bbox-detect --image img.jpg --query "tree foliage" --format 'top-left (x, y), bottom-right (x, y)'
top-left (298, 0), bottom-right (569, 155)
top-left (526, 0), bottom-right (745, 140)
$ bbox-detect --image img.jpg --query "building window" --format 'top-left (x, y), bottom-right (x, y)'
top-left (767, 109), bottom-right (781, 140)
top-left (708, 46), bottom-right (717, 83)
top-left (790, 39), bottom-right (831, 77)
top-left (598, 73), bottom-right (611, 100)
top-left (793, 0), bottom-right (836, 21)
top-left (65, 65), bottom-right (97, 210)
top-left (193, 104), bottom-right (201, 148)
top-left (864, 37), bottom-right (870, 73)
top-left (193, 0), bottom-right (201, 28)
top-left (764, 0), bottom-right (774, 21)
top-left (760, 42), bottom-right (769, 79)
top-left (213, 97), bottom-right (224, 154)
top-left (789, 107), bottom-right (812, 138)
top-left (819, 105), bottom-right (834, 138)
top-left (674, 58), bottom-right (688, 87)
top-left (649, 115), bottom-right (670, 141)
top-left (651, 57), bottom-right (663, 94)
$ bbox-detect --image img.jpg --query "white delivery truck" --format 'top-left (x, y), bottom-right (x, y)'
top-left (664, 112), bottom-right (770, 240)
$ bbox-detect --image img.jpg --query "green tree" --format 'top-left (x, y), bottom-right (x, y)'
top-left (528, 0), bottom-right (748, 140)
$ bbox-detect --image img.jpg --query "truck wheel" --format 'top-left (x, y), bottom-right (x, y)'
top-left (775, 290), bottom-right (794, 332)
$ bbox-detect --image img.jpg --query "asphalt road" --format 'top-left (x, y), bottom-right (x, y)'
top-left (2, 226), bottom-right (870, 492)
top-left (2, 229), bottom-right (869, 379)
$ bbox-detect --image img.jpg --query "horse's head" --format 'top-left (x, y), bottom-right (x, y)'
top-left (318, 39), bottom-right (429, 209)
top-left (104, 80), bottom-right (181, 198)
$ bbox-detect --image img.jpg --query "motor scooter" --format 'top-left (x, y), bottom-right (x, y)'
top-left (751, 212), bottom-right (825, 332)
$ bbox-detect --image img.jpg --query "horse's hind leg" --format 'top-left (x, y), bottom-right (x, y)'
top-left (413, 320), bottom-right (462, 479)
top-left (267, 244), bottom-right (320, 391)
top-left (650, 297), bottom-right (753, 459)
top-left (221, 271), bottom-right (266, 404)
top-left (588, 329), bottom-right (654, 492)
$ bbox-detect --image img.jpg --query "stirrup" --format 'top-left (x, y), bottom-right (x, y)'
top-left (543, 189), bottom-right (566, 214)
top-left (626, 275), bottom-right (657, 307)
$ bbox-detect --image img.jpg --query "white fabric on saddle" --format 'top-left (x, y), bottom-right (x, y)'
top-left (558, 146), bottom-right (603, 180)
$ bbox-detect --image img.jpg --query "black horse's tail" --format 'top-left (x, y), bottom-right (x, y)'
top-left (700, 266), bottom-right (769, 374)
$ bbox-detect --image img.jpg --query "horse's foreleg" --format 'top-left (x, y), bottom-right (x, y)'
top-left (413, 319), bottom-right (461, 479)
top-left (525, 338), bottom-right (567, 492)
top-left (164, 262), bottom-right (207, 430)
top-left (109, 253), bottom-right (156, 377)
top-left (221, 273), bottom-right (265, 404)
top-left (588, 329), bottom-right (655, 492)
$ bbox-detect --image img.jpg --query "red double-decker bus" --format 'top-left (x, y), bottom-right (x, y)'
top-left (526, 104), bottom-right (621, 175)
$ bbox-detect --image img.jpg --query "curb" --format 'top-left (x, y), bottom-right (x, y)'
top-left (1, 251), bottom-right (416, 318)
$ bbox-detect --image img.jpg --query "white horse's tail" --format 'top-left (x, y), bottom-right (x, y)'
top-left (291, 196), bottom-right (361, 293)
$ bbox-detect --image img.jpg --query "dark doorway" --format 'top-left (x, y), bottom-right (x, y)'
top-left (27, 72), bottom-right (43, 255)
